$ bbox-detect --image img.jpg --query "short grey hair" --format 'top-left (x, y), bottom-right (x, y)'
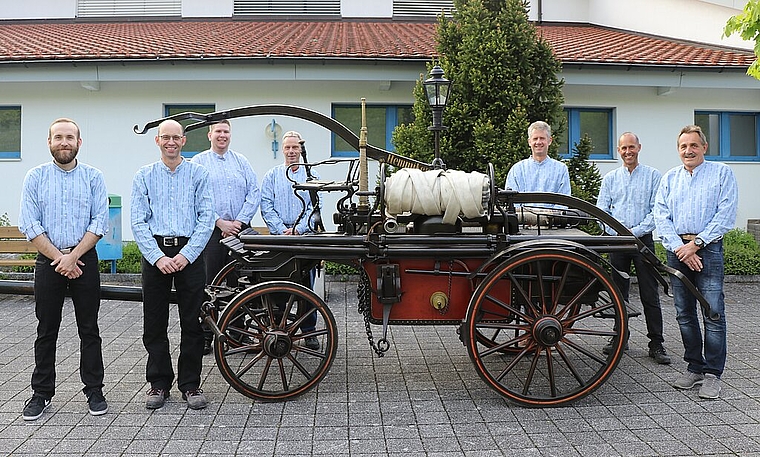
top-left (528, 121), bottom-right (551, 139)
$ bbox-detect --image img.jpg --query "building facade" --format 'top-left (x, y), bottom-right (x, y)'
top-left (0, 0), bottom-right (758, 235)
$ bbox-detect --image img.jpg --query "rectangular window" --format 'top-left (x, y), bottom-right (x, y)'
top-left (77, 0), bottom-right (180, 17)
top-left (0, 106), bottom-right (21, 160)
top-left (234, 0), bottom-right (340, 16)
top-left (558, 108), bottom-right (614, 160)
top-left (164, 104), bottom-right (215, 158)
top-left (331, 104), bottom-right (413, 157)
top-left (695, 111), bottom-right (760, 161)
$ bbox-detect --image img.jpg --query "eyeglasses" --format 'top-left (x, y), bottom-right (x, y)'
top-left (159, 135), bottom-right (184, 142)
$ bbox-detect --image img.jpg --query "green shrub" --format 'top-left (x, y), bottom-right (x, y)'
top-left (324, 261), bottom-right (359, 276)
top-left (723, 229), bottom-right (760, 275)
top-left (100, 241), bottom-right (142, 274)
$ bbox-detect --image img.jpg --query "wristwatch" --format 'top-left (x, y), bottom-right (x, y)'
top-left (694, 237), bottom-right (706, 249)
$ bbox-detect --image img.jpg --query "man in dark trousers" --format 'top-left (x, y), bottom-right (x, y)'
top-left (131, 119), bottom-right (214, 410)
top-left (19, 118), bottom-right (109, 420)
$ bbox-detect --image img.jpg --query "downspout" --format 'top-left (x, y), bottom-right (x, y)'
top-left (537, 0), bottom-right (543, 24)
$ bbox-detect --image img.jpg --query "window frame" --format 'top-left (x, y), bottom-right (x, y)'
top-left (163, 104), bottom-right (215, 159)
top-left (559, 107), bottom-right (615, 160)
top-left (330, 104), bottom-right (413, 157)
top-left (694, 110), bottom-right (760, 162)
top-left (0, 106), bottom-right (22, 161)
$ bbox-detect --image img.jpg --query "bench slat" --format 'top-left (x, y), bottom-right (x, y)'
top-left (0, 226), bottom-right (37, 268)
top-left (0, 226), bottom-right (26, 239)
top-left (0, 259), bottom-right (36, 267)
top-left (0, 240), bottom-right (37, 253)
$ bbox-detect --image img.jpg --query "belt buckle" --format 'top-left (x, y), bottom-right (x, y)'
top-left (60, 248), bottom-right (72, 254)
top-left (162, 237), bottom-right (178, 247)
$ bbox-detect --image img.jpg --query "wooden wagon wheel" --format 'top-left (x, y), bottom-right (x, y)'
top-left (214, 280), bottom-right (338, 401)
top-left (211, 259), bottom-right (243, 288)
top-left (463, 247), bottom-right (627, 407)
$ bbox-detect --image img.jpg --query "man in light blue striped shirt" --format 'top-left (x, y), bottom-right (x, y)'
top-left (131, 119), bottom-right (214, 410)
top-left (654, 125), bottom-right (738, 400)
top-left (505, 121), bottom-right (570, 207)
top-left (192, 120), bottom-right (260, 354)
top-left (261, 130), bottom-right (319, 350)
top-left (261, 131), bottom-right (316, 236)
top-left (597, 132), bottom-right (669, 364)
top-left (19, 118), bottom-right (109, 420)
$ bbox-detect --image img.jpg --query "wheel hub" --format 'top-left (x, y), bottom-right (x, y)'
top-left (532, 316), bottom-right (563, 346)
top-left (263, 330), bottom-right (292, 358)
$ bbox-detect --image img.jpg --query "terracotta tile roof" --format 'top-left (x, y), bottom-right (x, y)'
top-left (0, 19), bottom-right (754, 69)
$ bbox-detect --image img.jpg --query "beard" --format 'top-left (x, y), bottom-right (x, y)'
top-left (51, 145), bottom-right (78, 165)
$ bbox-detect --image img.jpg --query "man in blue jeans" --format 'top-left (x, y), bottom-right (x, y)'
top-left (597, 132), bottom-right (670, 364)
top-left (654, 125), bottom-right (738, 399)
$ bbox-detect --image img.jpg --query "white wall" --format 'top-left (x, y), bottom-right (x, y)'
top-left (0, 72), bottom-right (417, 238)
top-left (530, 0), bottom-right (753, 50)
top-left (342, 0), bottom-right (392, 18)
top-left (562, 78), bottom-right (760, 232)
top-left (183, 0), bottom-right (233, 18)
top-left (0, 0), bottom-right (76, 19)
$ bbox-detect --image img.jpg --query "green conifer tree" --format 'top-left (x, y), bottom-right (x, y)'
top-left (393, 0), bottom-right (565, 187)
top-left (565, 133), bottom-right (601, 204)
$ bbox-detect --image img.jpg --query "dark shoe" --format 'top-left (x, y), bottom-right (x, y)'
top-left (86, 390), bottom-right (108, 416)
top-left (648, 346), bottom-right (672, 365)
top-left (698, 374), bottom-right (721, 399)
top-left (602, 338), bottom-right (628, 355)
top-left (672, 371), bottom-right (705, 390)
top-left (182, 389), bottom-right (208, 410)
top-left (304, 336), bottom-right (320, 350)
top-left (145, 387), bottom-right (169, 409)
top-left (22, 395), bottom-right (50, 421)
top-left (203, 338), bottom-right (213, 356)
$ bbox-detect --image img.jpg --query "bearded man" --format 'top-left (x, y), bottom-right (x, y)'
top-left (18, 118), bottom-right (109, 420)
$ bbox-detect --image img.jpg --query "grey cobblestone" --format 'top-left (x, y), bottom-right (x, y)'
top-left (1, 279), bottom-right (759, 455)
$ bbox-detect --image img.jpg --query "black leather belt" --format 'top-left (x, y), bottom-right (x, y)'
top-left (155, 236), bottom-right (189, 247)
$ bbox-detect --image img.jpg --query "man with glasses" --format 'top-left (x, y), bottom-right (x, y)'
top-left (131, 119), bottom-right (214, 410)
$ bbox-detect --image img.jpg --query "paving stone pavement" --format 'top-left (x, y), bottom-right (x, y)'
top-left (0, 277), bottom-right (759, 456)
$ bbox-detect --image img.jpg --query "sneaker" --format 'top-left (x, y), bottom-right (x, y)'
top-left (698, 374), bottom-right (721, 399)
top-left (86, 390), bottom-right (108, 416)
top-left (145, 387), bottom-right (169, 409)
top-left (648, 346), bottom-right (672, 365)
top-left (304, 336), bottom-right (320, 350)
top-left (602, 338), bottom-right (629, 355)
top-left (22, 395), bottom-right (50, 421)
top-left (182, 389), bottom-right (208, 410)
top-left (672, 371), bottom-right (705, 390)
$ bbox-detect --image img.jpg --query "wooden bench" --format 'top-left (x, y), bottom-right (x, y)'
top-left (0, 226), bottom-right (37, 267)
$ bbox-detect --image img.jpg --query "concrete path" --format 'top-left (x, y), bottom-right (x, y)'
top-left (0, 278), bottom-right (759, 456)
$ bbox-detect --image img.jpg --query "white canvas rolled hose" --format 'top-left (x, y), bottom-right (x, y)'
top-left (384, 168), bottom-right (489, 225)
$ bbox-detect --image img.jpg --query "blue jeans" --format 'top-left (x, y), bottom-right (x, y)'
top-left (666, 240), bottom-right (727, 377)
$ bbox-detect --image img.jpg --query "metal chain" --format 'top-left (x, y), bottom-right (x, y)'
top-left (440, 260), bottom-right (453, 315)
top-left (357, 270), bottom-right (389, 357)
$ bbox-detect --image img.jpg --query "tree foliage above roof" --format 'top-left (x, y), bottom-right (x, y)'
top-left (392, 0), bottom-right (565, 187)
top-left (724, 0), bottom-right (760, 80)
